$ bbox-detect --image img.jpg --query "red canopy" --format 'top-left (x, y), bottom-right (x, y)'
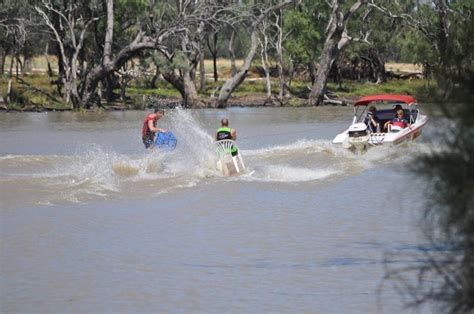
top-left (354, 94), bottom-right (417, 106)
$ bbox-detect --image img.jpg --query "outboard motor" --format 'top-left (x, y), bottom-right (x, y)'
top-left (347, 123), bottom-right (370, 152)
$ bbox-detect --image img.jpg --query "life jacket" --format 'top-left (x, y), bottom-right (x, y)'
top-left (142, 114), bottom-right (156, 138)
top-left (391, 117), bottom-right (408, 128)
top-left (217, 127), bottom-right (233, 141)
top-left (217, 127), bottom-right (237, 154)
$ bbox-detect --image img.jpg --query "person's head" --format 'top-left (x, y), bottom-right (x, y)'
top-left (221, 118), bottom-right (229, 127)
top-left (154, 107), bottom-right (164, 118)
top-left (368, 106), bottom-right (376, 114)
top-left (394, 104), bottom-right (403, 111)
top-left (396, 109), bottom-right (404, 117)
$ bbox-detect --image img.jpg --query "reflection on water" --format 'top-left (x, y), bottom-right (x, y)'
top-left (0, 107), bottom-right (433, 313)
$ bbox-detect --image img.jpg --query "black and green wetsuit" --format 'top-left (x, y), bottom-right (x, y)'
top-left (217, 127), bottom-right (238, 156)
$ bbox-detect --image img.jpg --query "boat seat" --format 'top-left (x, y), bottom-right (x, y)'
top-left (375, 109), bottom-right (413, 131)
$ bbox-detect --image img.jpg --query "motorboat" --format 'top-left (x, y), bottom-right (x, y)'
top-left (333, 94), bottom-right (428, 151)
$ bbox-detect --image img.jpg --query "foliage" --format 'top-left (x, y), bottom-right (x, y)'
top-left (377, 1), bottom-right (474, 312)
top-left (388, 72), bottom-right (474, 314)
top-left (329, 78), bottom-right (429, 98)
top-left (283, 2), bottom-right (325, 67)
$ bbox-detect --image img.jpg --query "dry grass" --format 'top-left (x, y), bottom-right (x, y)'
top-left (2, 56), bottom-right (246, 77)
top-left (5, 56), bottom-right (422, 78)
top-left (386, 63), bottom-right (422, 73)
top-left (3, 56), bottom-right (421, 77)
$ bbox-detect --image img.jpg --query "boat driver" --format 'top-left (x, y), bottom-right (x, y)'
top-left (364, 106), bottom-right (380, 133)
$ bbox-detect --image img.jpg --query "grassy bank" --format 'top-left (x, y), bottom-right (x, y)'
top-left (0, 60), bottom-right (431, 111)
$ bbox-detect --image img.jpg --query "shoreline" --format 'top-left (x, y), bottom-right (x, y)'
top-left (0, 94), bottom-right (359, 112)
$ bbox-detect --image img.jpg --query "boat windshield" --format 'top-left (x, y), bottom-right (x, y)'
top-left (355, 106), bottom-right (418, 130)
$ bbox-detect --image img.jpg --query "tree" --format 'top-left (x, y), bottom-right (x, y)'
top-left (284, 1), bottom-right (326, 85)
top-left (308, 0), bottom-right (369, 106)
top-left (368, 0), bottom-right (473, 93)
top-left (152, 0), bottom-right (251, 108)
top-left (376, 1), bottom-right (474, 312)
top-left (0, 0), bottom-right (30, 77)
top-left (35, 0), bottom-right (100, 107)
top-left (216, 0), bottom-right (295, 108)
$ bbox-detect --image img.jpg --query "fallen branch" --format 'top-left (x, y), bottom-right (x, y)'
top-left (323, 93), bottom-right (346, 106)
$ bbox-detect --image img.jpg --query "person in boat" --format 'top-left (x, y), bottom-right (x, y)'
top-left (216, 118), bottom-right (238, 156)
top-left (142, 108), bottom-right (166, 149)
top-left (393, 104), bottom-right (403, 112)
top-left (364, 106), bottom-right (380, 133)
top-left (384, 109), bottom-right (410, 130)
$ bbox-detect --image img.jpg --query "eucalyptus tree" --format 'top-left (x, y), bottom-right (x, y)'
top-left (33, 0), bottom-right (186, 109)
top-left (367, 2), bottom-right (474, 312)
top-left (0, 0), bottom-right (31, 76)
top-left (368, 0), bottom-right (473, 95)
top-left (257, 16), bottom-right (273, 98)
top-left (216, 0), bottom-right (296, 107)
top-left (257, 7), bottom-right (291, 99)
top-left (34, 0), bottom-right (102, 106)
top-left (341, 5), bottom-right (407, 84)
top-left (308, 0), bottom-right (369, 106)
top-left (152, 0), bottom-right (242, 108)
top-left (283, 1), bottom-right (326, 84)
top-left (205, 0), bottom-right (242, 83)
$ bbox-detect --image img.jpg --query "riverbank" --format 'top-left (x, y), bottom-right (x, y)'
top-left (0, 64), bottom-right (430, 112)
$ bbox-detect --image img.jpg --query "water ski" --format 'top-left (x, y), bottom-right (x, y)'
top-left (155, 131), bottom-right (177, 150)
top-left (215, 140), bottom-right (246, 176)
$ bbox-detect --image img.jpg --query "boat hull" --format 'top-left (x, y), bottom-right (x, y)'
top-left (333, 114), bottom-right (428, 147)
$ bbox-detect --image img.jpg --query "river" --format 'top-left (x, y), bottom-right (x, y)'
top-left (1, 107), bottom-right (433, 313)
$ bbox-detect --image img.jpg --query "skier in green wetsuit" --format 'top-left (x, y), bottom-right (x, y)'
top-left (216, 118), bottom-right (238, 156)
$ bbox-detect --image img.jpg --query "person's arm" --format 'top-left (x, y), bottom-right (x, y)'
top-left (148, 119), bottom-right (165, 133)
top-left (370, 116), bottom-right (377, 128)
top-left (231, 129), bottom-right (237, 140)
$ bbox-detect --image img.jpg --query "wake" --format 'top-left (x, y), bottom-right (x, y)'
top-left (0, 108), bottom-right (430, 206)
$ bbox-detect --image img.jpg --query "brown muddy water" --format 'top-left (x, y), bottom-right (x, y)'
top-left (1, 107), bottom-right (435, 313)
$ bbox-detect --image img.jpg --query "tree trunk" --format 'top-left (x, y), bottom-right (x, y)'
top-left (15, 54), bottom-right (22, 77)
top-left (228, 30), bottom-right (237, 77)
top-left (207, 32), bottom-right (218, 82)
top-left (105, 73), bottom-right (115, 102)
top-left (212, 54), bottom-right (218, 82)
top-left (217, 31), bottom-right (258, 107)
top-left (183, 70), bottom-right (204, 107)
top-left (275, 10), bottom-right (286, 99)
top-left (6, 78), bottom-right (12, 103)
top-left (199, 51), bottom-right (206, 92)
top-left (9, 52), bottom-right (14, 77)
top-left (150, 71), bottom-right (159, 88)
top-left (161, 69), bottom-right (185, 99)
top-left (80, 66), bottom-right (107, 108)
top-left (23, 47), bottom-right (33, 74)
top-left (259, 34), bottom-right (271, 98)
top-left (308, 0), bottom-right (366, 106)
top-left (0, 47), bottom-right (6, 75)
top-left (103, 0), bottom-right (114, 66)
top-left (308, 61), bottom-right (316, 85)
top-left (217, 0), bottom-right (294, 108)
top-left (372, 54), bottom-right (386, 84)
top-left (81, 37), bottom-right (161, 108)
top-left (308, 37), bottom-right (339, 106)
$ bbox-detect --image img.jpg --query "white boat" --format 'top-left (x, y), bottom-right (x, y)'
top-left (333, 94), bottom-right (428, 151)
